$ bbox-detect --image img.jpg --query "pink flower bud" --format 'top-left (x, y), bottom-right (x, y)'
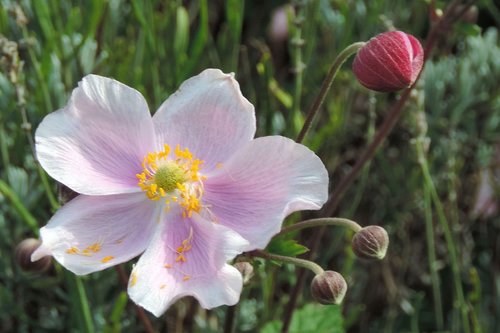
top-left (352, 31), bottom-right (424, 92)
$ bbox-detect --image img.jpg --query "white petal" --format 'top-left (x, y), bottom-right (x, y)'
top-left (128, 209), bottom-right (248, 317)
top-left (203, 136), bottom-right (329, 250)
top-left (36, 75), bottom-right (156, 195)
top-left (153, 69), bottom-right (256, 172)
top-left (36, 193), bottom-right (160, 275)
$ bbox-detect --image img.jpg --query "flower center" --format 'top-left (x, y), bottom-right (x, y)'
top-left (154, 162), bottom-right (188, 193)
top-left (136, 144), bottom-right (205, 217)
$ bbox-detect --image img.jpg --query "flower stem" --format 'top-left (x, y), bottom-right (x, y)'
top-left (295, 42), bottom-right (365, 143)
top-left (423, 172), bottom-right (444, 330)
top-left (291, 0), bottom-right (305, 130)
top-left (276, 218), bottom-right (362, 238)
top-left (0, 179), bottom-right (39, 234)
top-left (282, 3), bottom-right (478, 332)
top-left (415, 139), bottom-right (470, 333)
top-left (250, 249), bottom-right (324, 276)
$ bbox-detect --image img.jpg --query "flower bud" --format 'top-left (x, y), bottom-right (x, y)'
top-left (15, 238), bottom-right (52, 273)
top-left (310, 271), bottom-right (347, 305)
top-left (352, 31), bottom-right (424, 92)
top-left (234, 262), bottom-right (254, 285)
top-left (351, 225), bottom-right (389, 260)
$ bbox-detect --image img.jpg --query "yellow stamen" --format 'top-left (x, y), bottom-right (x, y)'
top-left (66, 247), bottom-right (79, 255)
top-left (136, 144), bottom-right (206, 217)
top-left (130, 272), bottom-right (138, 287)
top-left (101, 255), bottom-right (114, 263)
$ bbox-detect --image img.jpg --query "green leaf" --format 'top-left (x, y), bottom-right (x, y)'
top-left (262, 303), bottom-right (344, 333)
top-left (266, 238), bottom-right (309, 257)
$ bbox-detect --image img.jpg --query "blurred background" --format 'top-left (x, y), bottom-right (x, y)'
top-left (1, 0), bottom-right (499, 332)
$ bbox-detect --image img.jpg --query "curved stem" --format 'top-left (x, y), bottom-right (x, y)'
top-left (283, 3), bottom-right (477, 332)
top-left (249, 249), bottom-right (324, 276)
top-left (276, 218), bottom-right (362, 238)
top-left (296, 42), bottom-right (365, 143)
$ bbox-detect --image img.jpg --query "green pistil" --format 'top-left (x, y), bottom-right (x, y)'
top-left (154, 163), bottom-right (188, 193)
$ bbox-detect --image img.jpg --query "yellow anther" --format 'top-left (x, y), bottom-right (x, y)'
top-left (66, 247), bottom-right (79, 255)
top-left (101, 256), bottom-right (114, 263)
top-left (137, 144), bottom-right (206, 217)
top-left (87, 242), bottom-right (101, 253)
top-left (160, 284), bottom-right (166, 289)
top-left (164, 264), bottom-right (172, 269)
top-left (130, 272), bottom-right (138, 287)
top-left (182, 275), bottom-right (191, 281)
top-left (176, 254), bottom-right (186, 262)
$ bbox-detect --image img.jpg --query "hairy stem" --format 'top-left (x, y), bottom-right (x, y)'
top-left (276, 218), bottom-right (362, 238)
top-left (282, 2), bottom-right (476, 331)
top-left (296, 42), bottom-right (365, 143)
top-left (250, 250), bottom-right (324, 276)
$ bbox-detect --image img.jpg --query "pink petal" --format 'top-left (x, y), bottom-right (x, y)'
top-left (36, 75), bottom-right (156, 195)
top-left (33, 193), bottom-right (160, 275)
top-left (203, 136), bottom-right (328, 250)
top-left (153, 69), bottom-right (256, 172)
top-left (128, 209), bottom-right (248, 317)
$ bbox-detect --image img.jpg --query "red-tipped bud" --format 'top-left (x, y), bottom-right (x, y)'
top-left (234, 262), bottom-right (254, 285)
top-left (310, 271), bottom-right (347, 305)
top-left (15, 238), bottom-right (52, 273)
top-left (352, 226), bottom-right (389, 260)
top-left (353, 31), bottom-right (424, 92)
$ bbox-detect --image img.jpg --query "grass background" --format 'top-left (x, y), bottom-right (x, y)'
top-left (1, 0), bottom-right (500, 332)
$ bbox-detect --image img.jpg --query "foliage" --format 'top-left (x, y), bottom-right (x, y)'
top-left (1, 0), bottom-right (499, 332)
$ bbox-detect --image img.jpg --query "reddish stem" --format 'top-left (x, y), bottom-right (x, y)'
top-left (281, 1), bottom-right (476, 332)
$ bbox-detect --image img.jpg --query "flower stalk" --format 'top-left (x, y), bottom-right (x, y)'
top-left (276, 217), bottom-right (362, 238)
top-left (296, 42), bottom-right (365, 143)
top-left (250, 249), bottom-right (324, 276)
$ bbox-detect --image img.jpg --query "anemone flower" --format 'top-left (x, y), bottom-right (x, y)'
top-left (32, 69), bottom-right (328, 316)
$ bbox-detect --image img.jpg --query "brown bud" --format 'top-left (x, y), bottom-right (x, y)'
top-left (15, 238), bottom-right (52, 273)
top-left (234, 262), bottom-right (254, 285)
top-left (352, 226), bottom-right (389, 260)
top-left (310, 271), bottom-right (347, 305)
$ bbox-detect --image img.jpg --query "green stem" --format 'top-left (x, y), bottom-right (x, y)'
top-left (295, 42), bottom-right (365, 143)
top-left (291, 1), bottom-right (305, 129)
top-left (423, 180), bottom-right (444, 330)
top-left (37, 166), bottom-right (59, 210)
top-left (276, 217), bottom-right (362, 238)
top-left (416, 139), bottom-right (470, 333)
top-left (0, 179), bottom-right (38, 234)
top-left (75, 277), bottom-right (95, 333)
top-left (250, 249), bottom-right (324, 276)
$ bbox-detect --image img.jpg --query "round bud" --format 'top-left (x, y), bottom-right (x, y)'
top-left (352, 31), bottom-right (424, 92)
top-left (310, 271), bottom-right (347, 305)
top-left (15, 238), bottom-right (52, 273)
top-left (234, 262), bottom-right (254, 285)
top-left (351, 226), bottom-right (389, 260)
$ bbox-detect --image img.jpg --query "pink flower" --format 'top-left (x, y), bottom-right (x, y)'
top-left (32, 69), bottom-right (328, 316)
top-left (352, 31), bottom-right (424, 92)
